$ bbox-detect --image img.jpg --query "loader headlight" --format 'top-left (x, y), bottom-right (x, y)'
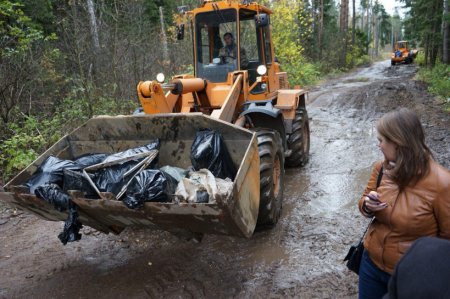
top-left (257, 65), bottom-right (267, 76)
top-left (156, 73), bottom-right (165, 83)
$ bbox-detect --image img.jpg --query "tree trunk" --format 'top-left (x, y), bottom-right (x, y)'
top-left (339, 0), bottom-right (349, 66)
top-left (431, 0), bottom-right (443, 66)
top-left (86, 0), bottom-right (100, 52)
top-left (159, 6), bottom-right (170, 64)
top-left (444, 0), bottom-right (449, 64)
top-left (318, 0), bottom-right (324, 59)
top-left (374, 15), bottom-right (379, 57)
top-left (360, 6), bottom-right (364, 29)
top-left (352, 0), bottom-right (356, 46)
top-left (366, 0), bottom-right (371, 54)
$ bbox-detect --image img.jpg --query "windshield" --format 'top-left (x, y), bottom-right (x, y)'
top-left (195, 9), bottom-right (237, 82)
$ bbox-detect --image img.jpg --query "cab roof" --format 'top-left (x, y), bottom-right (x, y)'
top-left (189, 0), bottom-right (272, 15)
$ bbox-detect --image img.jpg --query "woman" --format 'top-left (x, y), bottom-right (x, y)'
top-left (357, 108), bottom-right (450, 299)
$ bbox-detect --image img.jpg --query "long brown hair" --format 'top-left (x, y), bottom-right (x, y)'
top-left (376, 108), bottom-right (432, 189)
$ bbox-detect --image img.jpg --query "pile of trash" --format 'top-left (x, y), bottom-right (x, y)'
top-left (24, 129), bottom-right (236, 244)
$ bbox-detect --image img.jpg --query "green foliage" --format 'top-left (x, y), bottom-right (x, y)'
top-left (346, 29), bottom-right (371, 68)
top-left (0, 79), bottom-right (138, 181)
top-left (284, 58), bottom-right (322, 87)
top-left (0, 0), bottom-right (44, 56)
top-left (144, 0), bottom-right (178, 25)
top-left (0, 113), bottom-right (61, 180)
top-left (16, 0), bottom-right (56, 34)
top-left (401, 0), bottom-right (444, 66)
top-left (415, 51), bottom-right (426, 66)
top-left (271, 0), bottom-right (320, 86)
top-left (417, 63), bottom-right (450, 100)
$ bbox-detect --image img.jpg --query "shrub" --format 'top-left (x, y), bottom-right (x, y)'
top-left (417, 63), bottom-right (450, 100)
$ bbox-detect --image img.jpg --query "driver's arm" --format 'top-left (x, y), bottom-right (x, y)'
top-left (218, 47), bottom-right (227, 63)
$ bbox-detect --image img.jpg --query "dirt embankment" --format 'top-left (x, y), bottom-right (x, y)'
top-left (0, 60), bottom-right (448, 299)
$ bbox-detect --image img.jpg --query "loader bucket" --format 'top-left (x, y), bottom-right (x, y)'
top-left (0, 114), bottom-right (260, 238)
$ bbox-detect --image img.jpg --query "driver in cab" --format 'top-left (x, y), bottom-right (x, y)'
top-left (218, 32), bottom-right (249, 69)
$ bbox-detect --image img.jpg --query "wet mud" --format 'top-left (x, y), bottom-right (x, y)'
top-left (0, 60), bottom-right (449, 298)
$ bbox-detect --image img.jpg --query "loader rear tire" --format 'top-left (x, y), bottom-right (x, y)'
top-left (285, 108), bottom-right (310, 167)
top-left (254, 129), bottom-right (285, 227)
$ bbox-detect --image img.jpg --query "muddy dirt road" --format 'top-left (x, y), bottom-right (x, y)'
top-left (1, 60), bottom-right (449, 299)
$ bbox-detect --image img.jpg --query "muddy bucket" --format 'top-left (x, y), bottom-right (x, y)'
top-left (0, 114), bottom-right (260, 238)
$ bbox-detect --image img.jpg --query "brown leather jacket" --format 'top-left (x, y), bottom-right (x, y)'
top-left (358, 160), bottom-right (450, 273)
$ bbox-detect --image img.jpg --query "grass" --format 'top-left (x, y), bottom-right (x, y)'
top-left (415, 53), bottom-right (450, 110)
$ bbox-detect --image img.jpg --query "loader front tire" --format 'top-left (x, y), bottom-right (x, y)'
top-left (286, 108), bottom-right (310, 167)
top-left (254, 129), bottom-right (285, 227)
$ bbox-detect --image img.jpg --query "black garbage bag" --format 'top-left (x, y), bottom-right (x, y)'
top-left (93, 160), bottom-right (139, 195)
top-left (160, 166), bottom-right (188, 195)
top-left (93, 141), bottom-right (161, 195)
top-left (123, 170), bottom-right (169, 209)
top-left (102, 140), bottom-right (160, 164)
top-left (190, 129), bottom-right (237, 180)
top-left (25, 156), bottom-right (80, 193)
top-left (58, 203), bottom-right (82, 245)
top-left (63, 169), bottom-right (99, 199)
top-left (196, 190), bottom-right (209, 203)
top-left (73, 153), bottom-right (108, 167)
top-left (35, 184), bottom-right (71, 212)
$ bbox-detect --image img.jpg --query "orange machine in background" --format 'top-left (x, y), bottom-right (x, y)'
top-left (391, 41), bottom-right (418, 65)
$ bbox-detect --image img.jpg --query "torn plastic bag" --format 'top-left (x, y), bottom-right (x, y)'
top-left (73, 153), bottom-right (107, 167)
top-left (35, 184), bottom-right (70, 212)
top-left (25, 156), bottom-right (80, 193)
top-left (102, 140), bottom-right (160, 164)
top-left (160, 166), bottom-right (188, 194)
top-left (93, 160), bottom-right (139, 195)
top-left (58, 203), bottom-right (82, 245)
top-left (34, 184), bottom-right (82, 244)
top-left (160, 166), bottom-right (188, 182)
top-left (175, 169), bottom-right (233, 204)
top-left (190, 129), bottom-right (237, 180)
top-left (63, 169), bottom-right (99, 199)
top-left (123, 170), bottom-right (170, 209)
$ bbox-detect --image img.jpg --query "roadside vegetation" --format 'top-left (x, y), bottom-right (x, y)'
top-left (0, 0), bottom-right (448, 182)
top-left (401, 0), bottom-right (450, 112)
top-left (415, 53), bottom-right (450, 112)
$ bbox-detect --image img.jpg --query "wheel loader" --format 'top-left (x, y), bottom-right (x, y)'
top-left (391, 41), bottom-right (418, 66)
top-left (0, 0), bottom-right (310, 240)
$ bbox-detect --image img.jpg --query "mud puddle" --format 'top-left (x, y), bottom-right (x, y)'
top-left (0, 60), bottom-right (448, 298)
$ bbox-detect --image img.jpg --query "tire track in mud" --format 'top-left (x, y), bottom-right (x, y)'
top-left (1, 60), bottom-right (448, 298)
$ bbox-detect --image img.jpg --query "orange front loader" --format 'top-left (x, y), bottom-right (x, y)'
top-left (0, 1), bottom-right (310, 239)
top-left (136, 0), bottom-right (311, 226)
top-left (391, 41), bottom-right (418, 65)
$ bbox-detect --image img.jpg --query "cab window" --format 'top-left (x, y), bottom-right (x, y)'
top-left (195, 9), bottom-right (237, 82)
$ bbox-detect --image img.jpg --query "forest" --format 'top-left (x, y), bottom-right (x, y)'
top-left (0, 0), bottom-right (449, 182)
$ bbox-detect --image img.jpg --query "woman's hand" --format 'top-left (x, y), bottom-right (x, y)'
top-left (363, 191), bottom-right (388, 213)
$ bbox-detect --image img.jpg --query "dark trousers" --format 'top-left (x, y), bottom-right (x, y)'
top-left (359, 250), bottom-right (391, 299)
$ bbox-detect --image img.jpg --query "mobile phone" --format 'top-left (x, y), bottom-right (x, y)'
top-left (367, 193), bottom-right (382, 203)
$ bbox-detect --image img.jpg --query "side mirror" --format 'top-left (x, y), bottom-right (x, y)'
top-left (255, 13), bottom-right (269, 28)
top-left (176, 24), bottom-right (185, 40)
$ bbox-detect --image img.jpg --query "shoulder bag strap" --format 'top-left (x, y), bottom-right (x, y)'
top-left (361, 165), bottom-right (384, 238)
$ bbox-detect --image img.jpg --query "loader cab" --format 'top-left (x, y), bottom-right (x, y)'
top-left (194, 7), bottom-right (273, 91)
top-left (395, 41), bottom-right (408, 51)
